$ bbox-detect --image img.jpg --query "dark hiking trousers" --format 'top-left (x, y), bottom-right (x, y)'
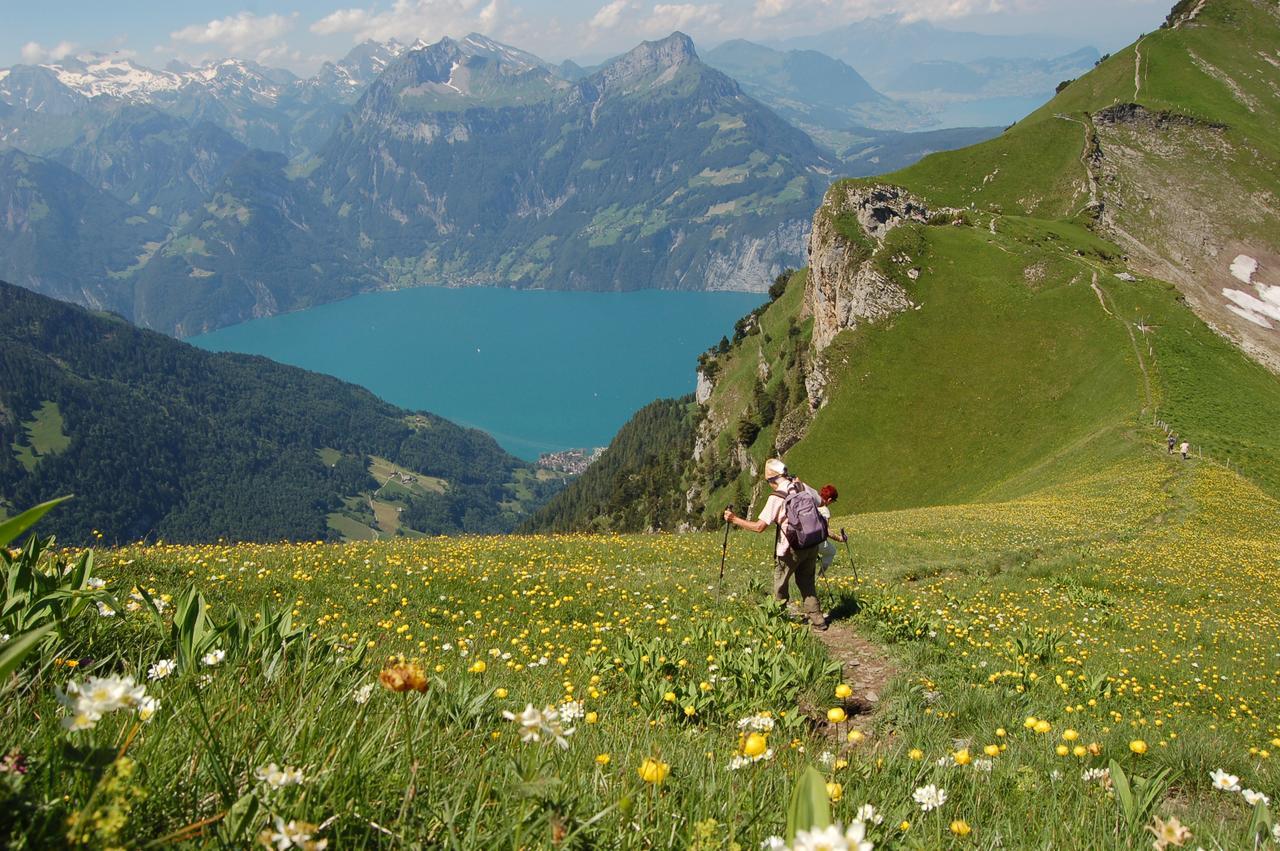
top-left (773, 544), bottom-right (824, 627)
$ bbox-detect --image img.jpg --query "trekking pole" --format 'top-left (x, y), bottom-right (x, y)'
top-left (717, 519), bottom-right (731, 598)
top-left (841, 528), bottom-right (858, 583)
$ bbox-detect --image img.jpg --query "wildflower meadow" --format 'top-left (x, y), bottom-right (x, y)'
top-left (1, 443), bottom-right (1277, 848)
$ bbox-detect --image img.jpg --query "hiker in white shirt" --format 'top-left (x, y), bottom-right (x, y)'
top-left (723, 458), bottom-right (828, 630)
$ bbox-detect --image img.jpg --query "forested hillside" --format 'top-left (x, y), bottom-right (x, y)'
top-left (520, 397), bottom-right (697, 533)
top-left (0, 282), bottom-right (558, 542)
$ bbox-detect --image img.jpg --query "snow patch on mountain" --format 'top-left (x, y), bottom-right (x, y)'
top-left (1223, 255), bottom-right (1280, 330)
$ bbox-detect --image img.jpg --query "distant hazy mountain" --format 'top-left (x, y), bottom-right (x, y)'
top-left (703, 40), bottom-right (930, 136)
top-left (886, 49), bottom-right (1101, 97)
top-left (776, 16), bottom-right (1092, 85)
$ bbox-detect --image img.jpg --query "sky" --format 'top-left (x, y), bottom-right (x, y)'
top-left (2, 0), bottom-right (1172, 73)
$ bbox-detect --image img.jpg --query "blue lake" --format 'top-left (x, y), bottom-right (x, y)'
top-left (192, 287), bottom-right (764, 460)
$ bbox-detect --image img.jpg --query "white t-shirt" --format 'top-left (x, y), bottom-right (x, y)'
top-left (757, 479), bottom-right (821, 557)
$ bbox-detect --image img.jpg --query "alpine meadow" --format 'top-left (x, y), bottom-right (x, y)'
top-left (3, 1), bottom-right (1280, 849)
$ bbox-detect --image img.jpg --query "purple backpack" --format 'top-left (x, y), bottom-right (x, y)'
top-left (778, 479), bottom-right (827, 550)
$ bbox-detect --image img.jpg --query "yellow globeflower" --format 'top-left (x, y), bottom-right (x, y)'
top-left (1062, 729), bottom-right (1079, 742)
top-left (1034, 720), bottom-right (1052, 734)
top-left (950, 820), bottom-right (971, 837)
top-left (1055, 745), bottom-right (1070, 757)
top-left (835, 684), bottom-right (853, 699)
top-left (494, 687), bottom-right (508, 699)
top-left (953, 749), bottom-right (971, 766)
top-left (847, 730), bottom-right (865, 745)
top-left (1072, 745), bottom-right (1087, 758)
top-left (743, 733), bottom-right (769, 758)
top-left (663, 691), bottom-right (676, 703)
top-left (585, 711), bottom-right (599, 724)
top-left (1023, 716), bottom-right (1038, 730)
top-left (826, 782), bottom-right (843, 803)
top-left (468, 660), bottom-right (486, 674)
top-left (983, 745), bottom-right (1000, 757)
top-left (908, 748), bottom-right (924, 760)
top-left (595, 753), bottom-right (610, 766)
top-left (638, 758), bottom-right (670, 784)
top-left (827, 707), bottom-right (847, 724)
top-left (1129, 739), bottom-right (1148, 755)
top-left (684, 705), bottom-right (696, 717)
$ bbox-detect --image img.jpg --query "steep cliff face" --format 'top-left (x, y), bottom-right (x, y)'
top-left (803, 182), bottom-right (930, 406)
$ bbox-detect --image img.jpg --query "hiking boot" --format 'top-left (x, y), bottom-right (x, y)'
top-left (811, 619), bottom-right (829, 632)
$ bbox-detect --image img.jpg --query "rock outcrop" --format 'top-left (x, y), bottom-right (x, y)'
top-left (805, 183), bottom-right (928, 353)
top-left (803, 183), bottom-right (929, 407)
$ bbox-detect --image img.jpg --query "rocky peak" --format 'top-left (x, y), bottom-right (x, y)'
top-left (593, 32), bottom-right (699, 90)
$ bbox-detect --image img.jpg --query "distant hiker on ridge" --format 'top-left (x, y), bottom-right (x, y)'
top-left (1168, 434), bottom-right (1177, 455)
top-left (1180, 440), bottom-right (1190, 460)
top-left (723, 459), bottom-right (843, 631)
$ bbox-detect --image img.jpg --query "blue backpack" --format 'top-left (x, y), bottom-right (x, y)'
top-left (778, 479), bottom-right (828, 550)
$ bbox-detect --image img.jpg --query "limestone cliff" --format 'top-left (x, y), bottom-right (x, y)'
top-left (803, 183), bottom-right (930, 407)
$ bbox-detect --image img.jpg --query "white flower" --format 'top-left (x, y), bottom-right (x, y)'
top-left (86, 577), bottom-right (106, 590)
top-left (1082, 767), bottom-right (1110, 784)
top-left (1210, 769), bottom-right (1241, 792)
top-left (793, 824), bottom-right (849, 851)
top-left (1241, 788), bottom-right (1270, 806)
top-left (973, 758), bottom-right (994, 772)
top-left (263, 817), bottom-right (327, 850)
top-left (441, 643), bottom-right (453, 652)
top-left (148, 659), bottom-right (176, 681)
top-left (728, 755), bottom-right (753, 770)
top-left (559, 700), bottom-right (585, 722)
top-left (1050, 769), bottom-right (1062, 781)
top-left (761, 837), bottom-right (789, 851)
top-left (256, 763), bottom-right (305, 789)
top-left (0, 634), bottom-right (9, 643)
top-left (352, 683), bottom-right (375, 705)
top-left (1272, 823), bottom-right (1280, 842)
top-left (843, 820), bottom-right (874, 851)
top-left (855, 804), bottom-right (883, 825)
top-left (201, 649), bottom-right (226, 667)
top-left (502, 704), bottom-right (574, 748)
top-left (736, 713), bottom-right (776, 732)
top-left (818, 750), bottom-right (835, 766)
top-left (504, 704), bottom-right (546, 744)
top-left (57, 675), bottom-right (147, 731)
top-left (95, 601), bottom-right (116, 617)
top-left (137, 695), bottom-right (160, 723)
top-left (912, 783), bottom-right (947, 812)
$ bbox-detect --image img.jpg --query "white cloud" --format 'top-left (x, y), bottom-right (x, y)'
top-left (643, 3), bottom-right (723, 34)
top-left (310, 8), bottom-right (373, 36)
top-left (588, 0), bottom-right (632, 31)
top-left (20, 40), bottom-right (78, 64)
top-left (752, 0), bottom-right (1023, 23)
top-left (171, 12), bottom-right (298, 53)
top-left (306, 0), bottom-right (517, 44)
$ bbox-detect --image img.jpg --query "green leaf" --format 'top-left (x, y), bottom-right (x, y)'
top-left (1109, 759), bottom-right (1135, 823)
top-left (0, 623), bottom-right (55, 680)
top-left (784, 765), bottom-right (832, 843)
top-left (0, 496), bottom-right (71, 548)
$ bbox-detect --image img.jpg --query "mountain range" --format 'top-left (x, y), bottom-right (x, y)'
top-left (0, 22), bottom-right (1097, 338)
top-left (0, 33), bottom-right (843, 335)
